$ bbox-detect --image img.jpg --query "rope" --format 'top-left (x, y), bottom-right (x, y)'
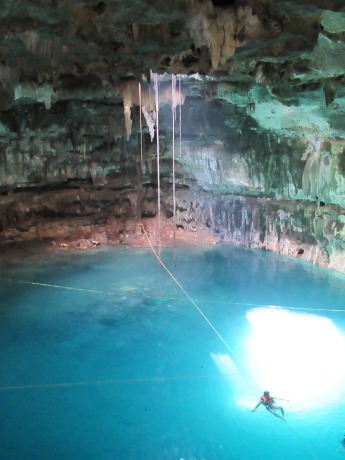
top-left (171, 74), bottom-right (177, 260)
top-left (3, 238), bottom-right (322, 458)
top-left (5, 279), bottom-right (113, 294)
top-left (138, 81), bottom-right (143, 163)
top-left (179, 74), bottom-right (182, 158)
top-left (159, 297), bottom-right (345, 313)
top-left (285, 421), bottom-right (319, 460)
top-left (137, 223), bottom-right (241, 359)
top-left (5, 280), bottom-right (344, 313)
top-left (0, 372), bottom-right (249, 392)
top-left (153, 73), bottom-right (161, 248)
top-left (138, 223), bottom-right (320, 460)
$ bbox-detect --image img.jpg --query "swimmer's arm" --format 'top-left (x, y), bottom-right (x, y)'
top-left (251, 400), bottom-right (262, 412)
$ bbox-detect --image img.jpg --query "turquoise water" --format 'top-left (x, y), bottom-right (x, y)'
top-left (0, 244), bottom-right (345, 460)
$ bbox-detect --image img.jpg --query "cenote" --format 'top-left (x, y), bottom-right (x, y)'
top-left (0, 244), bottom-right (345, 460)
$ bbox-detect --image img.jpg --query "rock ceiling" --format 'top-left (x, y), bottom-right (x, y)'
top-left (1, 0), bottom-right (345, 139)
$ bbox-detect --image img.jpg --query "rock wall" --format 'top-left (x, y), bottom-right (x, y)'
top-left (1, 80), bottom-right (345, 273)
top-left (172, 191), bottom-right (345, 272)
top-left (1, 122), bottom-right (345, 273)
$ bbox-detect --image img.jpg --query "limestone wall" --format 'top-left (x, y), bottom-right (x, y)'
top-left (1, 86), bottom-right (345, 274)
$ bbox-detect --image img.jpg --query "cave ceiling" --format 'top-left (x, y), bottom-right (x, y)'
top-left (1, 0), bottom-right (345, 142)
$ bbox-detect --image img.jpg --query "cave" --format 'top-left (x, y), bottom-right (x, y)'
top-left (0, 0), bottom-right (345, 273)
top-left (1, 1), bottom-right (345, 458)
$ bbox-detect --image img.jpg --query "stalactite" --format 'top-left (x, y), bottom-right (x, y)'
top-left (122, 78), bottom-right (171, 144)
top-left (141, 80), bottom-right (156, 142)
top-left (123, 82), bottom-right (133, 140)
top-left (142, 106), bottom-right (156, 142)
top-left (302, 136), bottom-right (321, 198)
top-left (132, 23), bottom-right (140, 41)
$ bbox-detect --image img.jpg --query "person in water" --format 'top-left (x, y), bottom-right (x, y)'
top-left (252, 391), bottom-right (285, 421)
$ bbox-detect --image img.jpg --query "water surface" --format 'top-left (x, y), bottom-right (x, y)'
top-left (0, 244), bottom-right (344, 459)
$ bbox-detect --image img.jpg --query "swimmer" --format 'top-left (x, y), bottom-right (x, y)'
top-left (252, 391), bottom-right (285, 421)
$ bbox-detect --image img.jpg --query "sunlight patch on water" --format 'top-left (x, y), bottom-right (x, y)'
top-left (244, 307), bottom-right (345, 411)
top-left (210, 353), bottom-right (238, 377)
top-left (210, 352), bottom-right (255, 411)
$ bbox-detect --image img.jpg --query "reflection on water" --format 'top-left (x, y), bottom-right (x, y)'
top-left (0, 244), bottom-right (344, 459)
top-left (245, 307), bottom-right (345, 411)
